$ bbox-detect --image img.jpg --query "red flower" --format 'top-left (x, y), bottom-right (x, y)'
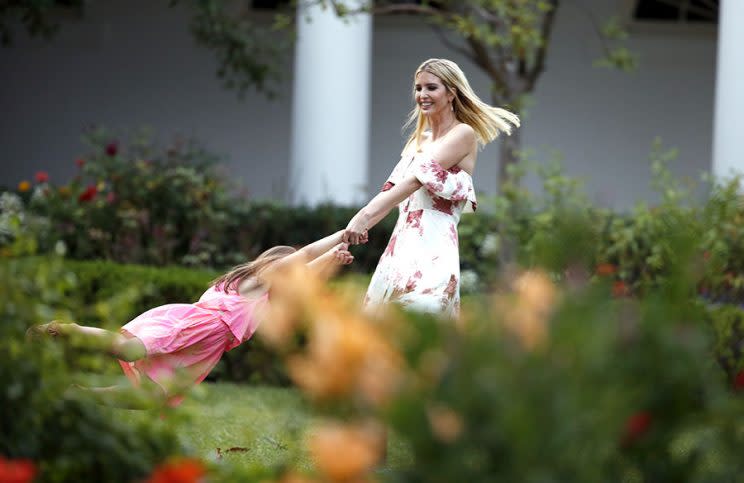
top-left (146, 458), bottom-right (206, 483)
top-left (0, 456), bottom-right (37, 483)
top-left (75, 158), bottom-right (85, 168)
top-left (612, 280), bottom-right (629, 297)
top-left (596, 263), bottom-right (617, 276)
top-left (734, 370), bottom-right (744, 391)
top-left (78, 185), bottom-right (98, 202)
top-left (621, 411), bottom-right (652, 447)
top-left (34, 171), bottom-right (49, 183)
top-left (105, 141), bottom-right (118, 157)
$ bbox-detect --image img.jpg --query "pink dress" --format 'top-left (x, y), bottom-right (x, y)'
top-left (118, 284), bottom-right (266, 404)
top-left (365, 141), bottom-right (477, 318)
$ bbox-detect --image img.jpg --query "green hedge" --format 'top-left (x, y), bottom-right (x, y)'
top-left (0, 256), bottom-right (186, 482)
top-left (14, 256), bottom-right (292, 385)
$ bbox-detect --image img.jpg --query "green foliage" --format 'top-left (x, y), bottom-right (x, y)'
top-left (0, 0), bottom-right (84, 46)
top-left (7, 127), bottom-right (396, 273)
top-left (183, 0), bottom-right (290, 98)
top-left (10, 256), bottom-right (297, 385)
top-left (379, 280), bottom-right (744, 482)
top-left (272, 209), bottom-right (744, 482)
top-left (0, 240), bottom-right (185, 481)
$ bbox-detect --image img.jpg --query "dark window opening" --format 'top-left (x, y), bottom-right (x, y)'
top-left (633, 0), bottom-right (718, 23)
top-left (252, 0), bottom-right (291, 10)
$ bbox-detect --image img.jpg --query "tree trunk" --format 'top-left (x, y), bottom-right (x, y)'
top-left (498, 124), bottom-right (521, 190)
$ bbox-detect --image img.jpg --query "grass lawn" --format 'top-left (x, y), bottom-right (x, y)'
top-left (120, 382), bottom-right (411, 474)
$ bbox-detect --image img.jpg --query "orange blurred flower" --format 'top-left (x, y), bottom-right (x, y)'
top-left (276, 472), bottom-right (322, 483)
top-left (0, 456), bottom-right (36, 483)
top-left (496, 269), bottom-right (558, 350)
top-left (596, 263), bottom-right (616, 276)
top-left (426, 404), bottom-right (464, 443)
top-left (17, 181), bottom-right (30, 192)
top-left (58, 186), bottom-right (71, 197)
top-left (145, 458), bottom-right (205, 483)
top-left (309, 421), bottom-right (383, 482)
top-left (612, 280), bottom-right (629, 298)
top-left (261, 263), bottom-right (403, 407)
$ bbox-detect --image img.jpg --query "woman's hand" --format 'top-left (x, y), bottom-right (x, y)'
top-left (343, 211), bottom-right (370, 245)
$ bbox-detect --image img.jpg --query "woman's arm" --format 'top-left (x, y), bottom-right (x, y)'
top-left (343, 125), bottom-right (476, 245)
top-left (343, 176), bottom-right (422, 245)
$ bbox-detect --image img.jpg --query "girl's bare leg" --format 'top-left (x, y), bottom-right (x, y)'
top-left (27, 321), bottom-right (146, 361)
top-left (65, 378), bottom-right (168, 410)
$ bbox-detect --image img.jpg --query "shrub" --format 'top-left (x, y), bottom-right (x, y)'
top-left (0, 251), bottom-right (186, 482)
top-left (262, 217), bottom-right (744, 483)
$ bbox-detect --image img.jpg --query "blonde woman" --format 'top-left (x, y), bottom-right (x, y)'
top-left (344, 58), bottom-right (519, 317)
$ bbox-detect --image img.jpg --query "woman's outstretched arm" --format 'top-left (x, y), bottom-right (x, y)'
top-left (343, 176), bottom-right (422, 245)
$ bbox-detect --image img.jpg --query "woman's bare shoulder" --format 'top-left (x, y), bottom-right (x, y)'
top-left (451, 123), bottom-right (475, 142)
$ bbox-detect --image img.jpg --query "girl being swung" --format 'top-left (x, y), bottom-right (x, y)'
top-left (27, 231), bottom-right (363, 408)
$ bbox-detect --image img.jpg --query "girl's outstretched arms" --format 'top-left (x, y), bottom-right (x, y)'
top-left (306, 242), bottom-right (354, 281)
top-left (259, 231), bottom-right (364, 283)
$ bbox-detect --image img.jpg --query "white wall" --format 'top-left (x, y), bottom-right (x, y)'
top-left (0, 0), bottom-right (718, 209)
top-left (0, 0), bottom-right (293, 199)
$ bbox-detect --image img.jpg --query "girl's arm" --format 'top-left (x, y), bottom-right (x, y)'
top-left (306, 242), bottom-right (354, 281)
top-left (259, 231), bottom-right (363, 282)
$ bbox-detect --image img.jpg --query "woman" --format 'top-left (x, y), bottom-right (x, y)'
top-left (344, 58), bottom-right (519, 318)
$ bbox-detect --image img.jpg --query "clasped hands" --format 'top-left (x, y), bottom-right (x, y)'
top-left (342, 211), bottom-right (370, 246)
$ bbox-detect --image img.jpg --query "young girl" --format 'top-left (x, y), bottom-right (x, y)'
top-left (27, 231), bottom-right (361, 409)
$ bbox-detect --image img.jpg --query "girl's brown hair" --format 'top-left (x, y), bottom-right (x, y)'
top-left (212, 245), bottom-right (297, 294)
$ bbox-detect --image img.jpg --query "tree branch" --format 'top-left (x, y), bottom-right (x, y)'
top-left (330, 1), bottom-right (442, 17)
top-left (429, 24), bottom-right (477, 64)
top-left (525, 0), bottom-right (559, 91)
top-left (465, 35), bottom-right (509, 98)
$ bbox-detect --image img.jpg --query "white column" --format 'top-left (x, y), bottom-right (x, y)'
top-left (712, 0), bottom-right (744, 181)
top-left (290, 1), bottom-right (372, 206)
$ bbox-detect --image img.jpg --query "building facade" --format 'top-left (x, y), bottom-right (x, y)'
top-left (1, 0), bottom-right (740, 209)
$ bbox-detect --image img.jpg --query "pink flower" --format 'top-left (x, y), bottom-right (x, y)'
top-left (621, 411), bottom-right (652, 447)
top-left (78, 185), bottom-right (98, 202)
top-left (145, 458), bottom-right (206, 483)
top-left (0, 456), bottom-right (36, 483)
top-left (734, 370), bottom-right (744, 391)
top-left (612, 280), bottom-right (629, 297)
top-left (34, 171), bottom-right (49, 183)
top-left (106, 192), bottom-right (117, 204)
top-left (105, 141), bottom-right (118, 156)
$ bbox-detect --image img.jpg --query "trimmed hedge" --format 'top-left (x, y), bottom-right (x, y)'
top-left (15, 256), bottom-right (291, 385)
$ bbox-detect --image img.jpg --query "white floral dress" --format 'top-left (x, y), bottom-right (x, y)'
top-left (364, 142), bottom-right (477, 318)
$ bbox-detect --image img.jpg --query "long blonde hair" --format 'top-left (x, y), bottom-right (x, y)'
top-left (402, 58), bottom-right (520, 153)
top-left (212, 245), bottom-right (297, 294)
